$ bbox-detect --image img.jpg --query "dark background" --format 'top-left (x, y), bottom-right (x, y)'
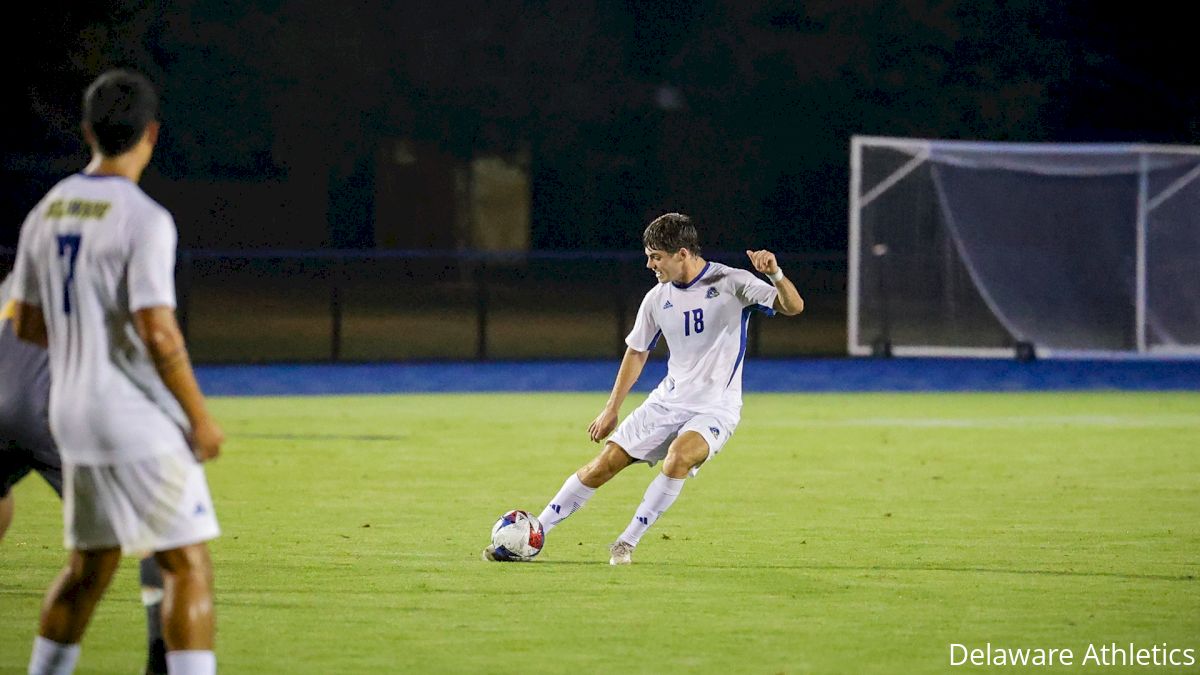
top-left (2, 1), bottom-right (1196, 254)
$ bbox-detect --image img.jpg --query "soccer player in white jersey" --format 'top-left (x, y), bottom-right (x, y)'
top-left (11, 70), bottom-right (224, 675)
top-left (1, 272), bottom-right (173, 675)
top-left (485, 212), bottom-right (803, 564)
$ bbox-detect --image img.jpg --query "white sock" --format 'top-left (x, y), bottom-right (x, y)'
top-left (538, 473), bottom-right (597, 535)
top-left (167, 650), bottom-right (215, 675)
top-left (28, 636), bottom-right (80, 675)
top-left (619, 473), bottom-right (685, 547)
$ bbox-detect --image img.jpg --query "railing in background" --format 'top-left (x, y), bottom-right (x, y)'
top-left (2, 248), bottom-right (847, 363)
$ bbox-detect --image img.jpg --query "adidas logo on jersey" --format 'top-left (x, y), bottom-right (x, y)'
top-left (663, 300), bottom-right (673, 309)
top-left (706, 288), bottom-right (720, 299)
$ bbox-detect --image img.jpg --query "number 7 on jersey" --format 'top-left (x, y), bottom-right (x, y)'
top-left (56, 233), bottom-right (83, 315)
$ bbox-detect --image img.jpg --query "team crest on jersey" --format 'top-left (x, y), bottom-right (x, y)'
top-left (706, 288), bottom-right (720, 299)
top-left (663, 300), bottom-right (673, 309)
top-left (709, 426), bottom-right (720, 437)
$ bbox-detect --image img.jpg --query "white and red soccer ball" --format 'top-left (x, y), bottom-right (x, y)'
top-left (490, 509), bottom-right (544, 560)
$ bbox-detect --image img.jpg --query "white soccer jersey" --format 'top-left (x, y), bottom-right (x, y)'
top-left (10, 174), bottom-right (190, 465)
top-left (626, 261), bottom-right (778, 415)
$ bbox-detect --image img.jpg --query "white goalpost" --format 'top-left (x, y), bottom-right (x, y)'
top-left (848, 135), bottom-right (1200, 359)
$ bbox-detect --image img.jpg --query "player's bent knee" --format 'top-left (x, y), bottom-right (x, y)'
top-left (155, 544), bottom-right (214, 584)
top-left (160, 565), bottom-right (214, 602)
top-left (663, 434), bottom-right (710, 477)
top-left (671, 434), bottom-right (710, 462)
top-left (64, 549), bottom-right (121, 595)
top-left (662, 455), bottom-right (696, 478)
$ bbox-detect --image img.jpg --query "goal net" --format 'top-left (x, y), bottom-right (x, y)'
top-left (848, 136), bottom-right (1200, 359)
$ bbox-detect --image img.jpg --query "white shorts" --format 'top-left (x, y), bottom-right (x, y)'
top-left (609, 401), bottom-right (739, 477)
top-left (63, 452), bottom-right (220, 555)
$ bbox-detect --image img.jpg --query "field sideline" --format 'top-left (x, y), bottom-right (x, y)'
top-left (2, 391), bottom-right (1198, 673)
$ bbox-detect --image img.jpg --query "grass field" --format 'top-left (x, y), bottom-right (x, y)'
top-left (2, 391), bottom-right (1198, 673)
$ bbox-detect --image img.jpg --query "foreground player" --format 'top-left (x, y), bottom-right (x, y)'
top-left (12, 69), bottom-right (223, 675)
top-left (1, 273), bottom-right (171, 675)
top-left (485, 212), bottom-right (803, 564)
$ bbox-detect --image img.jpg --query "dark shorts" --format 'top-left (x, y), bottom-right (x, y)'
top-left (0, 438), bottom-right (62, 498)
top-left (0, 323), bottom-right (60, 498)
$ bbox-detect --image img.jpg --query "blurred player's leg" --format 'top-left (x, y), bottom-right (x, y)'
top-left (1, 435), bottom-right (63, 544)
top-left (0, 451), bottom-right (34, 542)
top-left (0, 491), bottom-right (12, 541)
top-left (154, 543), bottom-right (215, 675)
top-left (29, 547), bottom-right (122, 675)
top-left (140, 556), bottom-right (168, 675)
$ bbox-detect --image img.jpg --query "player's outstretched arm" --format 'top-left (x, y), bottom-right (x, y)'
top-left (133, 306), bottom-right (224, 462)
top-left (588, 346), bottom-right (650, 442)
top-left (746, 249), bottom-right (804, 316)
top-left (11, 301), bottom-right (48, 348)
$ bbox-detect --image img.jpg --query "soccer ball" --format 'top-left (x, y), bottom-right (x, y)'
top-left (490, 509), bottom-right (544, 560)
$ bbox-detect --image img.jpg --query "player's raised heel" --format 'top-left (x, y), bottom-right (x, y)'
top-left (609, 540), bottom-right (635, 565)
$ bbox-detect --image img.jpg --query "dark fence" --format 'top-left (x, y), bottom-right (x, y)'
top-left (2, 248), bottom-right (847, 363)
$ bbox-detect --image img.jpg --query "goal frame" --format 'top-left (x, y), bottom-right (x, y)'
top-left (847, 135), bottom-right (1200, 360)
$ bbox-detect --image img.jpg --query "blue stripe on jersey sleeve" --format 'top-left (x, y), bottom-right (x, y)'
top-left (726, 304), bottom-right (774, 387)
top-left (646, 329), bottom-right (662, 351)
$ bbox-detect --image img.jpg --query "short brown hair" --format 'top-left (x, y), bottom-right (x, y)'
top-left (643, 213), bottom-right (701, 255)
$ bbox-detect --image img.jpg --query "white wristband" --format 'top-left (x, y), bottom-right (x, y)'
top-left (767, 268), bottom-right (784, 283)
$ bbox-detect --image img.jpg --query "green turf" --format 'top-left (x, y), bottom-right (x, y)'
top-left (2, 392), bottom-right (1198, 673)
